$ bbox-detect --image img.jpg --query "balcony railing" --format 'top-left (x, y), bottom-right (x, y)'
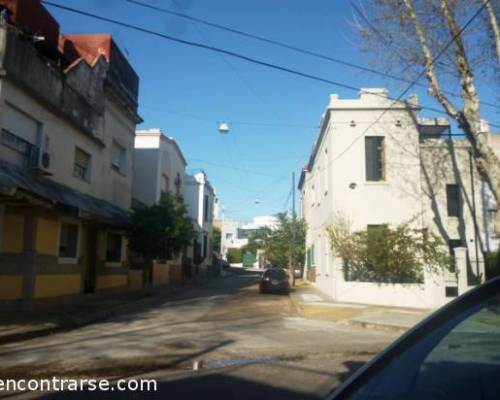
top-left (1, 128), bottom-right (39, 168)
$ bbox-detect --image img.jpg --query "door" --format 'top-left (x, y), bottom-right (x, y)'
top-left (84, 226), bottom-right (98, 293)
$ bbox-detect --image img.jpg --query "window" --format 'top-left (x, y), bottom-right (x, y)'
top-left (446, 184), bottom-right (460, 217)
top-left (58, 223), bottom-right (79, 259)
top-left (174, 173), bottom-right (182, 194)
top-left (111, 141), bottom-right (126, 173)
top-left (365, 136), bottom-right (385, 181)
top-left (73, 147), bottom-right (91, 181)
top-left (203, 232), bottom-right (208, 259)
top-left (204, 194), bottom-right (210, 222)
top-left (162, 174), bottom-right (170, 195)
top-left (106, 232), bottom-right (123, 263)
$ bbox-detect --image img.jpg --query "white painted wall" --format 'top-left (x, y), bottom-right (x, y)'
top-left (0, 80), bottom-right (136, 210)
top-left (301, 89), bottom-right (489, 309)
top-left (133, 129), bottom-right (187, 207)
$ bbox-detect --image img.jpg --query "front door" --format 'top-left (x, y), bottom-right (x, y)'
top-left (84, 225), bottom-right (98, 293)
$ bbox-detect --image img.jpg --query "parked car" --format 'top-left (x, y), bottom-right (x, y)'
top-left (259, 267), bottom-right (290, 294)
top-left (327, 276), bottom-right (500, 400)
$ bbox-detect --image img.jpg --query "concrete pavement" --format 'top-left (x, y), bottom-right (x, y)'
top-left (290, 280), bottom-right (432, 332)
top-left (0, 268), bottom-right (399, 399)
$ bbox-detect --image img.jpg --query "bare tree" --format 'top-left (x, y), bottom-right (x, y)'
top-left (355, 0), bottom-right (500, 229)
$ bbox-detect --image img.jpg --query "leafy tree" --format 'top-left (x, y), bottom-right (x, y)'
top-left (212, 226), bottom-right (221, 253)
top-left (254, 213), bottom-right (306, 271)
top-left (354, 0), bottom-right (500, 230)
top-left (128, 193), bottom-right (195, 262)
top-left (327, 214), bottom-right (453, 284)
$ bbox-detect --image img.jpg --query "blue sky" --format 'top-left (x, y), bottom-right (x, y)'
top-left (48, 0), bottom-right (499, 223)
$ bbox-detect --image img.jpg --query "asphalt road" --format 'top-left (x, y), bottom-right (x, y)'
top-left (1, 268), bottom-right (398, 399)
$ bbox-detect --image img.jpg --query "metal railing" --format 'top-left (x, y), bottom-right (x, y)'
top-left (1, 128), bottom-right (39, 168)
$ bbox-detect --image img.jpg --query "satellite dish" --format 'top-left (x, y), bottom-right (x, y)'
top-left (218, 122), bottom-right (230, 134)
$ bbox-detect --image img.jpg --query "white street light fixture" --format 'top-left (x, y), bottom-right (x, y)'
top-left (218, 122), bottom-right (230, 134)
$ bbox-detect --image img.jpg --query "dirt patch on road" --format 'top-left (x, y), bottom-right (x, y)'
top-left (199, 286), bottom-right (296, 321)
top-left (299, 305), bottom-right (370, 321)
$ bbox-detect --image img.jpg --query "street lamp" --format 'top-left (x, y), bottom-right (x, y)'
top-left (218, 122), bottom-right (230, 134)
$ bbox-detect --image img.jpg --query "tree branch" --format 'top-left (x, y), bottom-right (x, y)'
top-left (402, 0), bottom-right (459, 118)
top-left (483, 0), bottom-right (500, 64)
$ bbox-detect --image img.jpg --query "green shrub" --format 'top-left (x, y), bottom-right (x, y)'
top-left (227, 248), bottom-right (243, 264)
top-left (485, 251), bottom-right (500, 280)
top-left (327, 214), bottom-right (453, 284)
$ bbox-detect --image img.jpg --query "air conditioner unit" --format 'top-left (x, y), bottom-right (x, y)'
top-left (28, 135), bottom-right (52, 176)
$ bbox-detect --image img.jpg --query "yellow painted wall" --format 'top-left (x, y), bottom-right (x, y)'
top-left (3, 213), bottom-right (24, 253)
top-left (128, 270), bottom-right (143, 290)
top-left (0, 275), bottom-right (23, 299)
top-left (34, 274), bottom-right (81, 298)
top-left (169, 264), bottom-right (183, 284)
top-left (153, 263), bottom-right (169, 286)
top-left (35, 218), bottom-right (59, 256)
top-left (97, 274), bottom-right (127, 290)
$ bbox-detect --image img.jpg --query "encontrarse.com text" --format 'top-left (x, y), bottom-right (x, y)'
top-left (0, 378), bottom-right (158, 392)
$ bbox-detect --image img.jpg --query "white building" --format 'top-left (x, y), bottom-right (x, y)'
top-left (220, 215), bottom-right (278, 259)
top-left (133, 129), bottom-right (187, 206)
top-left (299, 88), bottom-right (499, 309)
top-left (184, 171), bottom-right (216, 276)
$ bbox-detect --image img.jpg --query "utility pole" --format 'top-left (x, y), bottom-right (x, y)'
top-left (290, 172), bottom-right (296, 286)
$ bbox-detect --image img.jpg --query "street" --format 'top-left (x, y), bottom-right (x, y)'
top-left (0, 268), bottom-right (398, 399)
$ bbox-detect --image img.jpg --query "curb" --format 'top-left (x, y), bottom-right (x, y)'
top-left (345, 319), bottom-right (408, 333)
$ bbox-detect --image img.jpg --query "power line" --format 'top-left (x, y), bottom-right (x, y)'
top-left (42, 1), bottom-right (500, 131)
top-left (141, 104), bottom-right (316, 128)
top-left (126, 0), bottom-right (500, 113)
top-left (327, 1), bottom-right (490, 169)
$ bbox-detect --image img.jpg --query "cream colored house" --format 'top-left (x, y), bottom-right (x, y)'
top-left (0, 1), bottom-right (141, 308)
top-left (299, 89), bottom-right (499, 309)
top-left (132, 129), bottom-right (188, 286)
top-left (184, 171), bottom-right (216, 277)
top-left (133, 129), bottom-right (187, 206)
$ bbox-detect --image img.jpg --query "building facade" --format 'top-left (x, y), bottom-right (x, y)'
top-left (0, 0), bottom-right (141, 308)
top-left (299, 89), bottom-right (499, 309)
top-left (133, 129), bottom-right (187, 207)
top-left (184, 171), bottom-right (215, 277)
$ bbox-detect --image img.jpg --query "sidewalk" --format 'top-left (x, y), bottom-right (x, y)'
top-left (290, 281), bottom-right (432, 332)
top-left (0, 278), bottom-right (218, 346)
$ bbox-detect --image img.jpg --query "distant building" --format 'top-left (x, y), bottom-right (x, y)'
top-left (0, 0), bottom-right (141, 307)
top-left (299, 89), bottom-right (499, 309)
top-left (220, 215), bottom-right (278, 259)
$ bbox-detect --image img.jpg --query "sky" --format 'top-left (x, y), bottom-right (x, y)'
top-left (47, 0), bottom-right (499, 224)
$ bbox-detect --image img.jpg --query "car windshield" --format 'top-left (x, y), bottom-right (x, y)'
top-left (346, 294), bottom-right (500, 400)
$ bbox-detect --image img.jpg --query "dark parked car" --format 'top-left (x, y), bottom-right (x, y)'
top-left (328, 276), bottom-right (500, 400)
top-left (259, 267), bottom-right (290, 294)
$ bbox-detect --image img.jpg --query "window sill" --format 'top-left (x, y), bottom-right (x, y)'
top-left (105, 261), bottom-right (123, 268)
top-left (73, 173), bottom-right (90, 183)
top-left (111, 164), bottom-right (126, 177)
top-left (58, 257), bottom-right (79, 265)
top-left (365, 181), bottom-right (388, 185)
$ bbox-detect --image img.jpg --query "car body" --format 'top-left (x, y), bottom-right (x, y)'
top-left (259, 267), bottom-right (290, 294)
top-left (327, 276), bottom-right (500, 400)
